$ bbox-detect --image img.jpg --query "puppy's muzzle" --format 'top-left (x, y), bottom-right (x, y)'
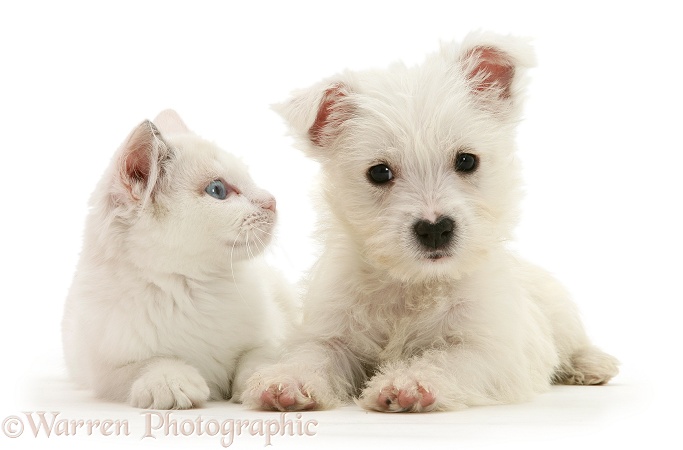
top-left (413, 217), bottom-right (455, 251)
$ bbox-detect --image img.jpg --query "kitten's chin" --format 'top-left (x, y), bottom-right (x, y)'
top-left (227, 244), bottom-right (251, 260)
top-left (227, 241), bottom-right (269, 261)
top-left (226, 223), bottom-right (274, 261)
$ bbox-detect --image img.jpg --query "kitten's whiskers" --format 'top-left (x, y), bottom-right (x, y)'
top-left (230, 228), bottom-right (249, 305)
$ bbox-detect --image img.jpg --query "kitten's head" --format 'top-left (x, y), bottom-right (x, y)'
top-left (94, 109), bottom-right (276, 276)
top-left (276, 32), bottom-right (533, 282)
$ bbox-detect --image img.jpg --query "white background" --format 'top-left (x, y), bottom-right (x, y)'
top-left (1, 1), bottom-right (681, 449)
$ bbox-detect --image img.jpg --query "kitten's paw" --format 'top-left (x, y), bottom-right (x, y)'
top-left (241, 366), bottom-right (336, 411)
top-left (129, 361), bottom-right (210, 409)
top-left (358, 373), bottom-right (436, 413)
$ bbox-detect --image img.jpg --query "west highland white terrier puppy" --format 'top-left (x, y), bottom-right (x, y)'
top-left (62, 110), bottom-right (295, 409)
top-left (243, 32), bottom-right (619, 412)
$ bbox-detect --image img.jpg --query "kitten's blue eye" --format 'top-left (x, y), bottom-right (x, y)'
top-left (205, 180), bottom-right (228, 200)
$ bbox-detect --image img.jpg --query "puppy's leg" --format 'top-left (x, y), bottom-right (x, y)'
top-left (241, 339), bottom-right (363, 411)
top-left (356, 360), bottom-right (437, 412)
top-left (554, 345), bottom-right (619, 385)
top-left (92, 357), bottom-right (210, 409)
top-left (520, 261), bottom-right (619, 385)
top-left (358, 346), bottom-right (543, 412)
top-left (230, 345), bottom-right (278, 403)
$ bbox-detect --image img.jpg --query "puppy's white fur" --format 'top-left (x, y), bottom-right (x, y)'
top-left (62, 110), bottom-right (294, 409)
top-left (243, 32), bottom-right (618, 412)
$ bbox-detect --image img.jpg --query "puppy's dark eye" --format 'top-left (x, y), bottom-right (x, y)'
top-left (455, 153), bottom-right (478, 173)
top-left (368, 164), bottom-right (394, 184)
top-left (205, 179), bottom-right (229, 199)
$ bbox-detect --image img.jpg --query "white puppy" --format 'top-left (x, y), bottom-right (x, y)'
top-left (62, 110), bottom-right (294, 409)
top-left (243, 32), bottom-right (618, 412)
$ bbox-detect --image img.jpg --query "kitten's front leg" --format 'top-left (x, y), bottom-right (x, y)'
top-left (94, 357), bottom-right (210, 409)
top-left (129, 358), bottom-right (210, 409)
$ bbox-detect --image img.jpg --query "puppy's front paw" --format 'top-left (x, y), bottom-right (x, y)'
top-left (358, 373), bottom-right (436, 413)
top-left (241, 366), bottom-right (336, 411)
top-left (257, 382), bottom-right (316, 412)
top-left (129, 360), bottom-right (210, 409)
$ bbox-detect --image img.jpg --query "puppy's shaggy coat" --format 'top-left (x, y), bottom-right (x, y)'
top-left (243, 32), bottom-right (618, 412)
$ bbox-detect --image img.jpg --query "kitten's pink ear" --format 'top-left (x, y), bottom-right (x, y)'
top-left (456, 32), bottom-right (535, 107)
top-left (274, 81), bottom-right (354, 156)
top-left (153, 109), bottom-right (190, 136)
top-left (118, 120), bottom-right (171, 202)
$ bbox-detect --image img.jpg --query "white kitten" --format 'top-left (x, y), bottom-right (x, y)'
top-left (62, 110), bottom-right (294, 409)
top-left (243, 32), bottom-right (618, 412)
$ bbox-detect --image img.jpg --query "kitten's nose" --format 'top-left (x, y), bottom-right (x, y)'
top-left (260, 197), bottom-right (276, 213)
top-left (413, 217), bottom-right (454, 250)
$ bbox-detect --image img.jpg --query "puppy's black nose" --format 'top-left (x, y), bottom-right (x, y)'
top-left (414, 217), bottom-right (455, 250)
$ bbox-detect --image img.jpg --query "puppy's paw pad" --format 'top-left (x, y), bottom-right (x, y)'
top-left (129, 365), bottom-right (210, 410)
top-left (243, 378), bottom-right (316, 411)
top-left (360, 381), bottom-right (436, 413)
top-left (264, 383), bottom-right (316, 411)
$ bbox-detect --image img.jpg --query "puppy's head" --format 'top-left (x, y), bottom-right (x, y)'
top-left (277, 32), bottom-right (534, 282)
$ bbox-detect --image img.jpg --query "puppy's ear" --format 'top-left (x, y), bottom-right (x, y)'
top-left (153, 109), bottom-right (191, 136)
top-left (274, 81), bottom-right (355, 157)
top-left (463, 47), bottom-right (515, 98)
top-left (117, 120), bottom-right (172, 203)
top-left (455, 32), bottom-right (535, 110)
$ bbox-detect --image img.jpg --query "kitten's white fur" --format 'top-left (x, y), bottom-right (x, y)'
top-left (62, 110), bottom-right (294, 409)
top-left (242, 31), bottom-right (619, 412)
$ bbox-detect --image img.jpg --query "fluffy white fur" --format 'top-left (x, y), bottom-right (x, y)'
top-left (242, 31), bottom-right (619, 412)
top-left (62, 110), bottom-right (294, 409)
